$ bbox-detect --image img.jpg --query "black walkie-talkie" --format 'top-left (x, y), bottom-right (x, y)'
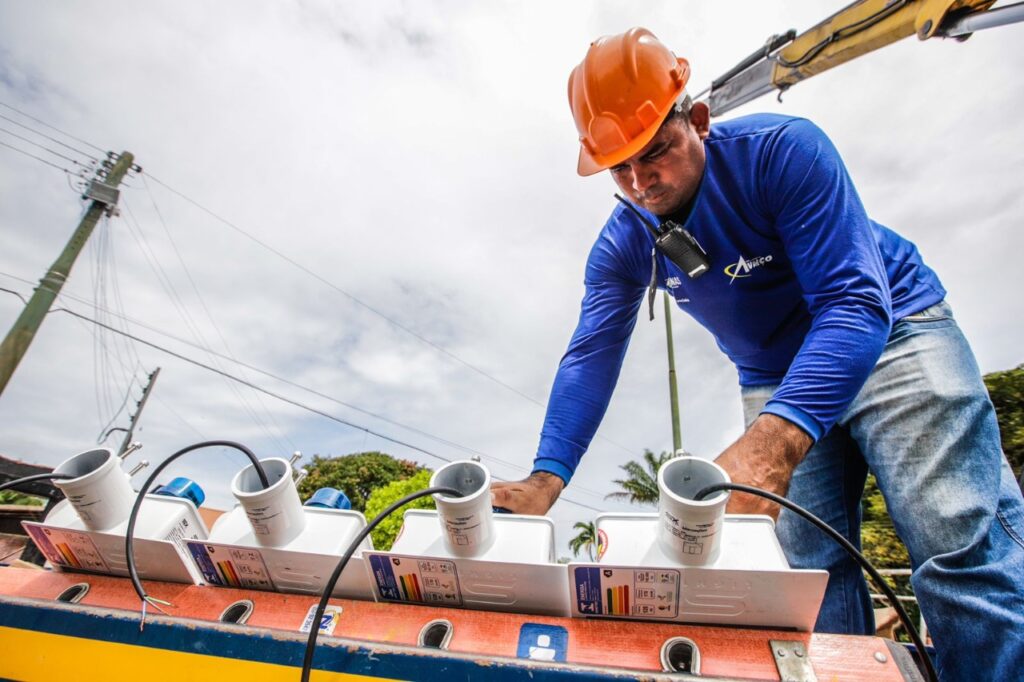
top-left (615, 194), bottom-right (710, 279)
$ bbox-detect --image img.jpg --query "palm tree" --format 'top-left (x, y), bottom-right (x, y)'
top-left (605, 449), bottom-right (676, 506)
top-left (568, 521), bottom-right (598, 561)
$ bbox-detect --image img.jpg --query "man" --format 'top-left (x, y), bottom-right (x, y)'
top-left (491, 27), bottom-right (1024, 680)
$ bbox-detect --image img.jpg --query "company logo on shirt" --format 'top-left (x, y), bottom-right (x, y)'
top-left (665, 277), bottom-right (682, 289)
top-left (724, 253), bottom-right (773, 284)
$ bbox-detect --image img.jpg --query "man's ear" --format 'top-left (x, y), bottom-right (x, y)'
top-left (690, 101), bottom-right (711, 140)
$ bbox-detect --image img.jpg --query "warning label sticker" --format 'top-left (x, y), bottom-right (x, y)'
top-left (367, 554), bottom-right (462, 606)
top-left (573, 565), bottom-right (680, 619)
top-left (186, 541), bottom-right (275, 591)
top-left (24, 524), bottom-right (110, 573)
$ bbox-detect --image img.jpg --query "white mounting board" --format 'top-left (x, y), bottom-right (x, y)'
top-left (22, 521), bottom-right (198, 584)
top-left (185, 540), bottom-right (375, 600)
top-left (367, 508), bottom-right (567, 617)
top-left (567, 562), bottom-right (827, 631)
top-left (365, 551), bottom-right (570, 617)
top-left (571, 513), bottom-right (827, 631)
top-left (392, 510), bottom-right (557, 564)
top-left (206, 505), bottom-right (371, 555)
top-left (597, 513), bottom-right (789, 568)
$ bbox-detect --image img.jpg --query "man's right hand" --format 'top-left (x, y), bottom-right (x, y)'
top-left (490, 472), bottom-right (565, 515)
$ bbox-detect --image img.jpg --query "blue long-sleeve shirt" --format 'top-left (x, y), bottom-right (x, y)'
top-left (534, 114), bottom-right (946, 483)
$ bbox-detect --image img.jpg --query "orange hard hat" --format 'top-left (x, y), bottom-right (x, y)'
top-left (568, 28), bottom-right (690, 176)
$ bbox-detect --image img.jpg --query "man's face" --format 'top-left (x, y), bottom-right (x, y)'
top-left (609, 104), bottom-right (710, 217)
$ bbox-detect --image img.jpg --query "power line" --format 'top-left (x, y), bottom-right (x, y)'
top-left (0, 272), bottom-right (615, 504)
top-left (0, 286), bottom-right (28, 305)
top-left (0, 104), bottom-right (104, 158)
top-left (0, 103), bottom-right (638, 462)
top-left (0, 104), bottom-right (634, 495)
top-left (0, 104), bottom-right (636, 461)
top-left (143, 173), bottom-right (551, 408)
top-left (45, 302), bottom-right (602, 513)
top-left (0, 139), bottom-right (73, 174)
top-left (142, 173), bottom-right (638, 458)
top-left (0, 125), bottom-right (94, 169)
top-left (7, 277), bottom-right (603, 506)
top-left (139, 174), bottom-right (297, 452)
top-left (118, 197), bottom-right (294, 455)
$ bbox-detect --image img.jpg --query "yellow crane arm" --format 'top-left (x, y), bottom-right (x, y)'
top-left (708, 0), bottom-right (1009, 116)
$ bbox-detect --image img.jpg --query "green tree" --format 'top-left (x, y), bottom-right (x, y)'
top-left (363, 469), bottom-right (436, 550)
top-left (568, 520), bottom-right (598, 561)
top-left (984, 364), bottom-right (1024, 479)
top-left (297, 451), bottom-right (422, 512)
top-left (0, 490), bottom-right (44, 506)
top-left (605, 449), bottom-right (675, 505)
top-left (861, 474), bottom-right (910, 569)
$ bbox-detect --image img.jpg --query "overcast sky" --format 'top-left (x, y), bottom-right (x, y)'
top-left (1, 1), bottom-right (1022, 557)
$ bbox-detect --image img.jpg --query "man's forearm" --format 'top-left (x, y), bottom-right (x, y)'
top-left (714, 413), bottom-right (813, 519)
top-left (490, 471), bottom-right (565, 516)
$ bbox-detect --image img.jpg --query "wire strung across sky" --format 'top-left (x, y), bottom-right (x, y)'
top-left (139, 174), bottom-right (298, 453)
top-left (0, 125), bottom-right (95, 170)
top-left (119, 194), bottom-right (296, 455)
top-left (0, 138), bottom-right (76, 174)
top-left (141, 174), bottom-right (638, 458)
top-left (0, 106), bottom-right (103, 159)
top-left (0, 98), bottom-right (638, 458)
top-left (0, 273), bottom-right (612, 506)
top-left (13, 293), bottom-right (603, 513)
top-left (0, 100), bottom-right (645, 506)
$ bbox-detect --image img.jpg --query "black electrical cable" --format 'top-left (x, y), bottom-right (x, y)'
top-left (694, 482), bottom-right (938, 682)
top-left (299, 485), bottom-right (464, 682)
top-left (125, 440), bottom-right (270, 608)
top-left (0, 472), bottom-right (73, 493)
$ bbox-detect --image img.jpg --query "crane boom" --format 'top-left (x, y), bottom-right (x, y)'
top-left (708, 0), bottom-right (1013, 116)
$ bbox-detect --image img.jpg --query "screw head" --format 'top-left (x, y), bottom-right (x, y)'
top-left (875, 651), bottom-right (888, 663)
top-left (776, 648), bottom-right (787, 657)
top-left (794, 649), bottom-right (804, 658)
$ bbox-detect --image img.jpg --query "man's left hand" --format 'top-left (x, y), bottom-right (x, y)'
top-left (713, 414), bottom-right (813, 521)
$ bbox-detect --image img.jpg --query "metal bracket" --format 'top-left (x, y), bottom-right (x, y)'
top-left (770, 640), bottom-right (817, 682)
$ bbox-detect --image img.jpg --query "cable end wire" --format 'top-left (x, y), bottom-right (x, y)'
top-left (138, 595), bottom-right (173, 631)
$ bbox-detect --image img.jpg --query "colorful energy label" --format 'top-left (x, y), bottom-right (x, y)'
top-left (24, 525), bottom-right (110, 573)
top-left (573, 566), bottom-right (680, 619)
top-left (368, 554), bottom-right (462, 606)
top-left (186, 542), bottom-right (275, 590)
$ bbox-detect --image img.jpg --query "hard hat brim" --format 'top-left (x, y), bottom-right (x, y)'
top-left (576, 118), bottom-right (663, 177)
top-left (575, 57), bottom-right (689, 177)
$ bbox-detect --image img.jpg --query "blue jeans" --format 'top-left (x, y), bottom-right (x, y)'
top-left (742, 302), bottom-right (1024, 682)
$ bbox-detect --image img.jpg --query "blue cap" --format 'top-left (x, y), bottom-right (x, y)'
top-left (304, 487), bottom-right (352, 510)
top-left (154, 477), bottom-right (205, 508)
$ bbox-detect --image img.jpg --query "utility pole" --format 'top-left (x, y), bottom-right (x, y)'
top-left (663, 292), bottom-right (682, 454)
top-left (0, 151), bottom-right (135, 397)
top-left (117, 366), bottom-right (160, 455)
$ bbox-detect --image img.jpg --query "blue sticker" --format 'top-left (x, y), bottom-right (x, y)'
top-left (186, 542), bottom-right (222, 584)
top-left (369, 554), bottom-right (401, 600)
top-left (573, 566), bottom-right (604, 615)
top-left (516, 623), bottom-right (568, 662)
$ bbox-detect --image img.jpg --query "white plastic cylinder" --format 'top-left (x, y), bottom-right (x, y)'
top-left (52, 447), bottom-right (136, 531)
top-left (230, 457), bottom-right (306, 547)
top-left (657, 456), bottom-right (731, 566)
top-left (430, 460), bottom-right (495, 558)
